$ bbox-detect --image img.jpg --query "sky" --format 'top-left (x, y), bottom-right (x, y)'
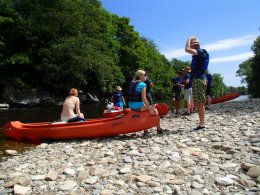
top-left (100, 0), bottom-right (260, 87)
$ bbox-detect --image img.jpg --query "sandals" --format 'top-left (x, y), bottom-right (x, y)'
top-left (157, 129), bottom-right (163, 134)
top-left (193, 126), bottom-right (205, 131)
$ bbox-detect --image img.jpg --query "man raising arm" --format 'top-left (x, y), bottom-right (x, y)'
top-left (185, 36), bottom-right (209, 130)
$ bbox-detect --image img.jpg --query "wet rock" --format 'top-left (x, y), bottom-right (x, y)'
top-left (5, 150), bottom-right (18, 156)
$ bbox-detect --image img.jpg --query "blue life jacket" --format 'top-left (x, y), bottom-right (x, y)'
top-left (128, 80), bottom-right (142, 102)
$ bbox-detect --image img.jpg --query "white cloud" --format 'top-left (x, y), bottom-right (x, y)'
top-left (204, 35), bottom-right (255, 52)
top-left (161, 34), bottom-right (256, 60)
top-left (162, 48), bottom-right (187, 59)
top-left (211, 52), bottom-right (254, 64)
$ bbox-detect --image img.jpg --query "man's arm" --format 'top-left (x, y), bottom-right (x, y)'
top-left (184, 78), bottom-right (189, 84)
top-left (185, 36), bottom-right (198, 55)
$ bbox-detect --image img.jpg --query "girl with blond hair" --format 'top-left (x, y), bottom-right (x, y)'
top-left (128, 70), bottom-right (162, 134)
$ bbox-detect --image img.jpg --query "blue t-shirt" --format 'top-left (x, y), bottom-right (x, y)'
top-left (171, 77), bottom-right (182, 92)
top-left (144, 78), bottom-right (152, 93)
top-left (205, 74), bottom-right (213, 86)
top-left (128, 82), bottom-right (146, 109)
top-left (190, 48), bottom-right (209, 80)
top-left (183, 74), bottom-right (192, 89)
top-left (112, 91), bottom-right (124, 103)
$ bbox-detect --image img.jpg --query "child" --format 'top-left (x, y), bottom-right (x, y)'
top-left (110, 86), bottom-right (126, 109)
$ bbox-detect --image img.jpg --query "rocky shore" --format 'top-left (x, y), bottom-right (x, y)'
top-left (0, 99), bottom-right (260, 195)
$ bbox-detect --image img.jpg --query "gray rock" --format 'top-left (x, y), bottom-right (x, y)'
top-left (45, 170), bottom-right (58, 181)
top-left (246, 166), bottom-right (260, 177)
top-left (59, 180), bottom-right (78, 191)
top-left (13, 184), bottom-right (31, 195)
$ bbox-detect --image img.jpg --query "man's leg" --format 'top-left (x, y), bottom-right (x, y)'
top-left (197, 102), bottom-right (205, 126)
top-left (175, 93), bottom-right (180, 115)
top-left (207, 95), bottom-right (211, 108)
top-left (192, 79), bottom-right (206, 130)
top-left (171, 96), bottom-right (175, 113)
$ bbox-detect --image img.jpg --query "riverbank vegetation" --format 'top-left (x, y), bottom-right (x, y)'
top-left (0, 0), bottom-right (249, 100)
top-left (237, 36), bottom-right (260, 98)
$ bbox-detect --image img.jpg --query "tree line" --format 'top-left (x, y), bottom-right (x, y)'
top-left (0, 0), bottom-right (245, 101)
top-left (237, 36), bottom-right (260, 98)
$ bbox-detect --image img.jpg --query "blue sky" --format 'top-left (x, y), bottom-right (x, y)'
top-left (101, 0), bottom-right (260, 87)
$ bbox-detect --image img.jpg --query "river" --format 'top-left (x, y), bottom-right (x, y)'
top-left (0, 103), bottom-right (105, 159)
top-left (0, 95), bottom-right (249, 159)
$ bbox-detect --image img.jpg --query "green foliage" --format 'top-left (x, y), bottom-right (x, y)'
top-left (237, 36), bottom-right (260, 97)
top-left (236, 58), bottom-right (253, 85)
top-left (227, 86), bottom-right (247, 95)
top-left (170, 58), bottom-right (190, 73)
top-left (211, 73), bottom-right (227, 98)
top-left (0, 0), bottom-right (122, 94)
top-left (1, 0), bottom-right (238, 101)
top-left (140, 38), bottom-right (174, 98)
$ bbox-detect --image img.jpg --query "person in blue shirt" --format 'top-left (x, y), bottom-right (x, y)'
top-left (171, 72), bottom-right (184, 116)
top-left (144, 74), bottom-right (154, 105)
top-left (110, 86), bottom-right (126, 109)
top-left (205, 71), bottom-right (213, 110)
top-left (128, 69), bottom-right (162, 135)
top-left (182, 66), bottom-right (193, 115)
top-left (185, 36), bottom-right (209, 130)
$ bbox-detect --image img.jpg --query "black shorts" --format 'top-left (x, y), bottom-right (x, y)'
top-left (172, 91), bottom-right (181, 100)
top-left (206, 86), bottom-right (211, 96)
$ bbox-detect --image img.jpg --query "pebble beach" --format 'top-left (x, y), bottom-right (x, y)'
top-left (0, 99), bottom-right (260, 195)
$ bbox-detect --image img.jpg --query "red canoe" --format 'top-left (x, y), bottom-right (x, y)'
top-left (2, 110), bottom-right (159, 141)
top-left (211, 93), bottom-right (241, 104)
top-left (103, 103), bottom-right (169, 118)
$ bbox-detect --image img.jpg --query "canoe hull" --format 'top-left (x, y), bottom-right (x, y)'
top-left (154, 103), bottom-right (169, 117)
top-left (211, 93), bottom-right (241, 104)
top-left (2, 111), bottom-right (159, 141)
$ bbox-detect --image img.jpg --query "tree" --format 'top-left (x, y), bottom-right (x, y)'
top-left (140, 37), bottom-right (174, 98)
top-left (111, 15), bottom-right (147, 82)
top-left (237, 36), bottom-right (260, 97)
top-left (0, 0), bottom-right (234, 101)
top-left (236, 58), bottom-right (253, 84)
top-left (0, 0), bottom-right (123, 94)
top-left (211, 73), bottom-right (227, 97)
top-left (249, 36), bottom-right (260, 97)
top-left (227, 86), bottom-right (247, 95)
top-left (170, 58), bottom-right (190, 73)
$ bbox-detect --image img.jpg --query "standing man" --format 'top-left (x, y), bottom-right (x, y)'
top-left (144, 72), bottom-right (154, 105)
top-left (185, 36), bottom-right (209, 130)
top-left (182, 66), bottom-right (193, 115)
top-left (171, 72), bottom-right (184, 117)
top-left (205, 70), bottom-right (213, 110)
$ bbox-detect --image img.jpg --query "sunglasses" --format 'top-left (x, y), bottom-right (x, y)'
top-left (141, 73), bottom-right (147, 76)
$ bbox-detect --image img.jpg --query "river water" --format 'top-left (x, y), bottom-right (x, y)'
top-left (0, 95), bottom-right (249, 159)
top-left (0, 103), bottom-right (105, 159)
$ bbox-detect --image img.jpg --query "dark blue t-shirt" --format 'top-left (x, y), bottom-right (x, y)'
top-left (171, 77), bottom-right (182, 92)
top-left (205, 74), bottom-right (213, 86)
top-left (144, 78), bottom-right (152, 93)
top-left (112, 91), bottom-right (124, 103)
top-left (190, 48), bottom-right (209, 80)
top-left (183, 74), bottom-right (192, 89)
